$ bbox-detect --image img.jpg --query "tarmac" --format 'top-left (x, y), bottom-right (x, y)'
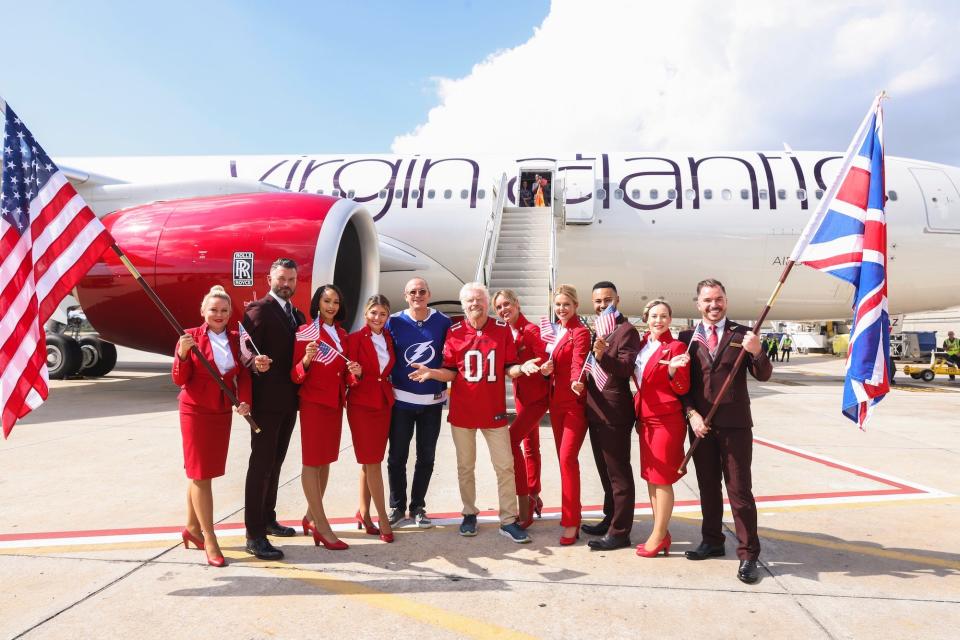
top-left (1, 349), bottom-right (958, 639)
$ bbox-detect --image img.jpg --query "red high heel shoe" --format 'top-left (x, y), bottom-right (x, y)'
top-left (181, 528), bottom-right (205, 550)
top-left (379, 532), bottom-right (395, 543)
top-left (533, 495), bottom-right (543, 519)
top-left (559, 528), bottom-right (580, 546)
top-left (356, 510), bottom-right (380, 536)
top-left (312, 530), bottom-right (349, 550)
top-left (302, 516), bottom-right (317, 537)
top-left (205, 550), bottom-right (227, 567)
top-left (518, 496), bottom-right (536, 530)
top-left (636, 532), bottom-right (671, 558)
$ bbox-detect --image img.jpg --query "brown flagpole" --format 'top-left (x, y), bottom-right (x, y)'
top-left (677, 261), bottom-right (795, 475)
top-left (109, 244), bottom-right (261, 434)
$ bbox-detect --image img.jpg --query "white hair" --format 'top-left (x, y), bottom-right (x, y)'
top-left (459, 281), bottom-right (489, 305)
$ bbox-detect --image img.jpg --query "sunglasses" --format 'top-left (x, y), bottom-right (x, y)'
top-left (406, 288), bottom-right (428, 296)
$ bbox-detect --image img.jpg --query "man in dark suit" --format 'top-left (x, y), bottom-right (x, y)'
top-left (583, 281), bottom-right (642, 550)
top-left (680, 278), bottom-right (771, 584)
top-left (241, 257), bottom-right (305, 560)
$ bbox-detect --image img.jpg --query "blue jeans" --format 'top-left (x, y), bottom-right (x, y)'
top-left (387, 403), bottom-right (443, 513)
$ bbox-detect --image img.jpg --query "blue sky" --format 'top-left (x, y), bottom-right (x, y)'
top-left (1, 0), bottom-right (550, 155)
top-left (3, 1), bottom-right (959, 164)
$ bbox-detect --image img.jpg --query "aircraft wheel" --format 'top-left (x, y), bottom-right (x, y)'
top-left (920, 369), bottom-right (935, 382)
top-left (46, 333), bottom-right (83, 379)
top-left (910, 373), bottom-right (921, 380)
top-left (79, 337), bottom-right (118, 377)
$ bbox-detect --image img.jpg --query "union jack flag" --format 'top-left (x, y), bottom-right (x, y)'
top-left (582, 352), bottom-right (608, 389)
top-left (790, 94), bottom-right (889, 428)
top-left (594, 305), bottom-right (617, 339)
top-left (538, 316), bottom-right (556, 345)
top-left (1, 100), bottom-right (112, 437)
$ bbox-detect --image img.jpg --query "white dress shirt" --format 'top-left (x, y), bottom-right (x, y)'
top-left (207, 329), bottom-right (236, 375)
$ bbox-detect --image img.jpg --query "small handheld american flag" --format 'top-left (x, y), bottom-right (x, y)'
top-left (688, 322), bottom-right (710, 353)
top-left (238, 322), bottom-right (259, 362)
top-left (296, 317), bottom-right (321, 341)
top-left (539, 316), bottom-right (557, 345)
top-left (594, 305), bottom-right (617, 339)
top-left (582, 352), bottom-right (608, 389)
top-left (314, 341), bottom-right (340, 365)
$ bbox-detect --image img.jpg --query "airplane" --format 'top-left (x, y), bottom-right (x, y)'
top-left (46, 150), bottom-right (960, 377)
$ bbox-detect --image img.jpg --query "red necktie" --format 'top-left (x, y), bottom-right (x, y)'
top-left (707, 325), bottom-right (718, 353)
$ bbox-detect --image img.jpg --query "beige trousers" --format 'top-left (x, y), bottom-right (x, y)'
top-left (451, 425), bottom-right (518, 525)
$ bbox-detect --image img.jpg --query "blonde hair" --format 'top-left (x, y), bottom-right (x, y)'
top-left (364, 294), bottom-right (391, 315)
top-left (201, 285), bottom-right (231, 313)
top-left (553, 284), bottom-right (579, 307)
top-left (642, 299), bottom-right (672, 322)
top-left (492, 289), bottom-right (519, 309)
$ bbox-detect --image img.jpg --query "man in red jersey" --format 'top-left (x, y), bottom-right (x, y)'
top-left (410, 282), bottom-right (540, 543)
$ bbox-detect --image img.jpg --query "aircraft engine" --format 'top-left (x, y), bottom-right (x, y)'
top-left (76, 192), bottom-right (380, 356)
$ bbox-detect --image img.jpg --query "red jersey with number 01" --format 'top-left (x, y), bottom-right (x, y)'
top-left (442, 318), bottom-right (518, 428)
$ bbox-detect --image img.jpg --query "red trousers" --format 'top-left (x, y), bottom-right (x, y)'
top-left (549, 402), bottom-right (588, 527)
top-left (509, 397), bottom-right (548, 496)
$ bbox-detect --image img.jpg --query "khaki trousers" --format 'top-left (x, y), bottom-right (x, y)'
top-left (451, 425), bottom-right (518, 525)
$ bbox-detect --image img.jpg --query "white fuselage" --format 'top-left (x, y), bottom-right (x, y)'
top-left (58, 151), bottom-right (960, 320)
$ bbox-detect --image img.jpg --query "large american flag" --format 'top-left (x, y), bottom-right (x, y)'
top-left (1, 100), bottom-right (112, 437)
top-left (791, 94), bottom-right (889, 428)
top-left (594, 304), bottom-right (617, 339)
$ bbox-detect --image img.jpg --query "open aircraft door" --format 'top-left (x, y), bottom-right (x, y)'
top-left (910, 167), bottom-right (960, 232)
top-left (560, 159), bottom-right (595, 224)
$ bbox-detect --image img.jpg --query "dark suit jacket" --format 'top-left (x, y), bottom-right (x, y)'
top-left (586, 315), bottom-right (642, 426)
top-left (243, 295), bottom-right (305, 411)
top-left (679, 320), bottom-right (772, 429)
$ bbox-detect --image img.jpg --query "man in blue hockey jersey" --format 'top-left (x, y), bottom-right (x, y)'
top-left (385, 277), bottom-right (452, 527)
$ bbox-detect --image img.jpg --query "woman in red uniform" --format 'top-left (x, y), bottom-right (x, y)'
top-left (632, 299), bottom-right (690, 557)
top-left (540, 284), bottom-right (591, 545)
top-left (172, 285), bottom-right (252, 568)
top-left (345, 294), bottom-right (396, 543)
top-left (291, 284), bottom-right (361, 550)
top-left (493, 289), bottom-right (549, 528)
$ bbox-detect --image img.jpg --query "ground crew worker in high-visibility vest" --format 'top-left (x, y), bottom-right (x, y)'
top-left (779, 334), bottom-right (793, 362)
top-left (944, 331), bottom-right (960, 381)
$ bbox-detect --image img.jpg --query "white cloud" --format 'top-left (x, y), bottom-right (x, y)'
top-left (392, 0), bottom-right (960, 163)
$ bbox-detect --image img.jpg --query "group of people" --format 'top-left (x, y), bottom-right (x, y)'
top-left (518, 174), bottom-right (551, 208)
top-left (172, 259), bottom-right (770, 584)
top-left (763, 334), bottom-right (793, 362)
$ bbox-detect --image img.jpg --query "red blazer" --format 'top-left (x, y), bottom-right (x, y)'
top-left (633, 332), bottom-right (690, 419)
top-left (548, 316), bottom-right (591, 407)
top-left (172, 325), bottom-right (252, 412)
top-left (511, 313), bottom-right (549, 405)
top-left (291, 321), bottom-right (351, 409)
top-left (345, 326), bottom-right (396, 410)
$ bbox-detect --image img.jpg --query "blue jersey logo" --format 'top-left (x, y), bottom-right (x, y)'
top-left (404, 341), bottom-right (436, 366)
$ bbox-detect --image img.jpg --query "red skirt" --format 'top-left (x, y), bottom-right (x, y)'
top-left (347, 404), bottom-right (391, 464)
top-left (300, 401), bottom-right (343, 466)
top-left (179, 402), bottom-right (232, 480)
top-left (638, 411), bottom-right (686, 485)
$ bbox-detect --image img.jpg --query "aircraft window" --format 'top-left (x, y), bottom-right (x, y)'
top-left (478, 189), bottom-right (486, 199)
top-left (412, 189), bottom-right (420, 199)
top-left (777, 189), bottom-right (786, 200)
top-left (667, 189), bottom-right (677, 200)
top-left (596, 188), bottom-right (607, 199)
top-left (684, 189), bottom-right (695, 201)
top-left (740, 189), bottom-right (749, 200)
top-left (614, 189), bottom-right (623, 200)
top-left (332, 189), bottom-right (341, 197)
top-left (443, 189), bottom-right (453, 199)
top-left (348, 190), bottom-right (356, 198)
top-left (721, 189), bottom-right (732, 201)
top-left (888, 190), bottom-right (898, 201)
top-left (460, 189), bottom-right (468, 199)
top-left (316, 189), bottom-right (325, 195)
top-left (759, 189), bottom-right (768, 200)
top-left (394, 189), bottom-right (403, 198)
top-left (427, 189), bottom-right (436, 199)
top-left (796, 189), bottom-right (806, 200)
top-left (631, 189), bottom-right (641, 199)
top-left (650, 189), bottom-right (659, 199)
top-left (379, 190), bottom-right (388, 199)
top-left (815, 189), bottom-right (824, 199)
top-left (704, 189), bottom-right (713, 200)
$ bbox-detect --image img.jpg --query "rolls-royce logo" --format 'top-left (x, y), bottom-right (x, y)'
top-left (404, 341), bottom-right (436, 366)
top-left (233, 252), bottom-right (254, 286)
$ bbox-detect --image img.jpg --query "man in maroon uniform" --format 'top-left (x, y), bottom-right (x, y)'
top-left (410, 282), bottom-right (540, 543)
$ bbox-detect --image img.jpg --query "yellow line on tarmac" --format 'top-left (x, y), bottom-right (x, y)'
top-left (254, 562), bottom-right (538, 640)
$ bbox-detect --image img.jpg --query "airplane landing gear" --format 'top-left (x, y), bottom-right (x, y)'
top-left (46, 333), bottom-right (83, 379)
top-left (78, 336), bottom-right (118, 377)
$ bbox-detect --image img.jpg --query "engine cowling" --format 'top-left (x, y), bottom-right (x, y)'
top-left (76, 192), bottom-right (379, 355)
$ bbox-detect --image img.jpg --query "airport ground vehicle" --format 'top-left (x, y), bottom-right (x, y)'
top-left (902, 352), bottom-right (960, 382)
